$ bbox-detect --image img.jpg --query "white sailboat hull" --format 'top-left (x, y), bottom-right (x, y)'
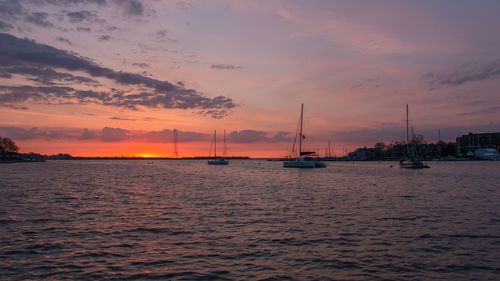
top-left (283, 104), bottom-right (327, 169)
top-left (283, 159), bottom-right (316, 168)
top-left (207, 129), bottom-right (229, 165)
top-left (208, 159), bottom-right (229, 165)
top-left (283, 157), bottom-right (326, 168)
top-left (399, 158), bottom-right (429, 169)
top-left (314, 160), bottom-right (327, 167)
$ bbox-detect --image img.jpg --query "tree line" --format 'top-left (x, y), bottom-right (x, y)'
top-left (0, 137), bottom-right (19, 153)
top-left (354, 140), bottom-right (457, 161)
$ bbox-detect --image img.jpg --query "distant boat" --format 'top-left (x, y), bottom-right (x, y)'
top-left (400, 104), bottom-right (429, 169)
top-left (208, 130), bottom-right (229, 165)
top-left (283, 104), bottom-right (327, 168)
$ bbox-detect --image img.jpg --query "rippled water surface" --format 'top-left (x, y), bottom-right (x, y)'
top-left (1, 160), bottom-right (499, 280)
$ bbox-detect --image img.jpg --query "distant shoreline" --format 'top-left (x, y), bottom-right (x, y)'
top-left (3, 157), bottom-right (497, 162)
top-left (68, 156), bottom-right (251, 160)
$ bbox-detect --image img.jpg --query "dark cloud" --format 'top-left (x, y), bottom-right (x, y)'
top-left (0, 124), bottom-right (218, 144)
top-left (272, 131), bottom-right (292, 142)
top-left (0, 20), bottom-right (13, 31)
top-left (351, 78), bottom-right (382, 90)
top-left (0, 0), bottom-right (23, 21)
top-left (230, 130), bottom-right (290, 143)
top-left (25, 12), bottom-right (54, 27)
top-left (0, 33), bottom-right (237, 117)
top-left (66, 10), bottom-right (102, 24)
top-left (0, 103), bottom-right (28, 110)
top-left (176, 1), bottom-right (192, 10)
top-left (1, 125), bottom-right (301, 144)
top-left (143, 129), bottom-right (207, 142)
top-left (98, 34), bottom-right (111, 41)
top-left (132, 62), bottom-right (149, 68)
top-left (0, 86), bottom-right (101, 106)
top-left (77, 26), bottom-right (91, 32)
top-left (0, 65), bottom-right (99, 86)
top-left (100, 127), bottom-right (129, 142)
top-left (423, 59), bottom-right (500, 88)
top-left (28, 0), bottom-right (106, 6)
top-left (230, 130), bottom-right (267, 143)
top-left (211, 64), bottom-right (242, 70)
top-left (0, 70), bottom-right (12, 78)
top-left (153, 29), bottom-right (177, 43)
top-left (0, 86), bottom-right (45, 103)
top-left (110, 116), bottom-right (136, 121)
top-left (56, 37), bottom-right (73, 45)
top-left (198, 109), bottom-right (230, 119)
top-left (78, 128), bottom-right (96, 140)
top-left (0, 0), bottom-right (143, 32)
top-left (460, 106), bottom-right (500, 116)
top-left (0, 126), bottom-right (74, 140)
top-left (155, 29), bottom-right (167, 38)
top-left (0, 126), bottom-right (209, 143)
top-left (111, 0), bottom-right (143, 15)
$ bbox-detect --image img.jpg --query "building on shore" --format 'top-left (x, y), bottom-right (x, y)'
top-left (0, 151), bottom-right (20, 162)
top-left (456, 132), bottom-right (500, 158)
top-left (347, 149), bottom-right (375, 161)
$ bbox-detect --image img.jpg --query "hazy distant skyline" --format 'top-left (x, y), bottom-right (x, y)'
top-left (1, 0), bottom-right (500, 157)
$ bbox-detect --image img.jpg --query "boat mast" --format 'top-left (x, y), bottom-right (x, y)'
top-left (299, 103), bottom-right (304, 156)
top-left (438, 129), bottom-right (441, 159)
top-left (214, 129), bottom-right (217, 158)
top-left (173, 128), bottom-right (178, 158)
top-left (328, 139), bottom-right (331, 158)
top-left (411, 126), bottom-right (416, 158)
top-left (406, 104), bottom-right (410, 157)
top-left (223, 129), bottom-right (227, 158)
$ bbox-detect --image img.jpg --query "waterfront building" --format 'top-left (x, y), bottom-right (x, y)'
top-left (348, 148), bottom-right (375, 160)
top-left (456, 132), bottom-right (500, 157)
top-left (0, 151), bottom-right (20, 162)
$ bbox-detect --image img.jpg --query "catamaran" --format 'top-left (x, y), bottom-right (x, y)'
top-left (208, 129), bottom-right (229, 165)
top-left (283, 104), bottom-right (327, 168)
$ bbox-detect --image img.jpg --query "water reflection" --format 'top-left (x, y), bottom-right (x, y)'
top-left (0, 160), bottom-right (499, 279)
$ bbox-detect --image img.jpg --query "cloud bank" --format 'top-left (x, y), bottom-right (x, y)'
top-left (211, 64), bottom-right (242, 70)
top-left (0, 127), bottom-right (295, 144)
top-left (0, 126), bottom-right (209, 143)
top-left (423, 59), bottom-right (500, 88)
top-left (0, 33), bottom-right (237, 117)
top-left (230, 130), bottom-right (291, 143)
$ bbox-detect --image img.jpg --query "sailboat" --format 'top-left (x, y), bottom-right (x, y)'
top-left (208, 130), bottom-right (229, 165)
top-left (283, 104), bottom-right (327, 168)
top-left (399, 104), bottom-right (429, 169)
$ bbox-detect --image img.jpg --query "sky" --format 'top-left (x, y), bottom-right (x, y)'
top-left (1, 0), bottom-right (500, 158)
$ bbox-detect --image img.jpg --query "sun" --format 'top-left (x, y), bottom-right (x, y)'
top-left (138, 153), bottom-right (157, 158)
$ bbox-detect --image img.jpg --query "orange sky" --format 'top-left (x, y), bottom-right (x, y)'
top-left (1, 1), bottom-right (500, 157)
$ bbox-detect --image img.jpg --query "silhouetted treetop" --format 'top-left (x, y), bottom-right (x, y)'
top-left (0, 137), bottom-right (19, 153)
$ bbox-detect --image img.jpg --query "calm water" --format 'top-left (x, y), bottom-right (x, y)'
top-left (1, 160), bottom-right (499, 280)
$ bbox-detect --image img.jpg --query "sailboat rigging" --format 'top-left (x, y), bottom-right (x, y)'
top-left (283, 104), bottom-right (327, 168)
top-left (399, 104), bottom-right (429, 169)
top-left (208, 129), bottom-right (229, 165)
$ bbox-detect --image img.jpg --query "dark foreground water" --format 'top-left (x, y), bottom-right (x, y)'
top-left (1, 160), bottom-right (499, 280)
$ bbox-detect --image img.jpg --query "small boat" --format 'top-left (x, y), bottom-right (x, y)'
top-left (283, 155), bottom-right (327, 168)
top-left (208, 130), bottom-right (229, 165)
top-left (400, 104), bottom-right (429, 169)
top-left (283, 104), bottom-right (327, 168)
top-left (399, 158), bottom-right (429, 169)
